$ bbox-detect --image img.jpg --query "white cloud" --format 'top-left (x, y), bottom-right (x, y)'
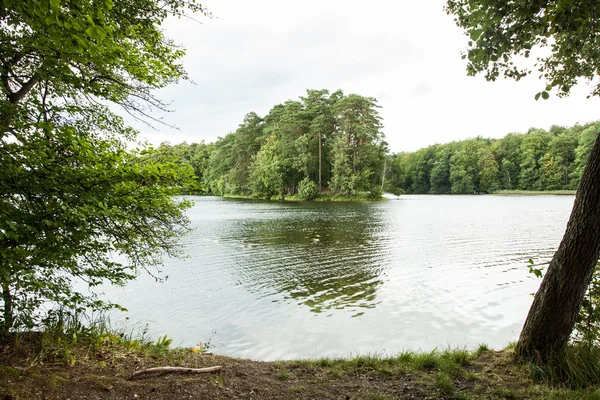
top-left (127, 0), bottom-right (600, 152)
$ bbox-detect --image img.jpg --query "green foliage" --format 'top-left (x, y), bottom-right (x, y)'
top-left (367, 186), bottom-right (383, 200)
top-left (1, 115), bottom-right (195, 333)
top-left (445, 0), bottom-right (600, 98)
top-left (387, 122), bottom-right (599, 194)
top-left (298, 178), bottom-right (319, 200)
top-left (0, 0), bottom-right (203, 333)
top-left (528, 259), bottom-right (544, 279)
top-left (13, 310), bottom-right (195, 366)
top-left (528, 260), bottom-right (600, 347)
top-left (527, 344), bottom-right (600, 389)
top-left (249, 134), bottom-right (284, 199)
top-left (435, 372), bottom-right (456, 396)
top-left (193, 89), bottom-right (387, 200)
top-left (574, 266), bottom-right (600, 348)
top-left (150, 141), bottom-right (215, 194)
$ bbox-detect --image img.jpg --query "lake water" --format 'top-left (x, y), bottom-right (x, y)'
top-left (103, 195), bottom-right (574, 360)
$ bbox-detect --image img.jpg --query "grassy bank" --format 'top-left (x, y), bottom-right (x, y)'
top-left (3, 323), bottom-right (600, 399)
top-left (492, 190), bottom-right (577, 196)
top-left (223, 191), bottom-right (385, 202)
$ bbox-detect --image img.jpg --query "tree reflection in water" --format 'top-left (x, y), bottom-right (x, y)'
top-left (222, 201), bottom-right (389, 316)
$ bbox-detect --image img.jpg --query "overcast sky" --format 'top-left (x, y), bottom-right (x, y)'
top-left (131, 0), bottom-right (600, 153)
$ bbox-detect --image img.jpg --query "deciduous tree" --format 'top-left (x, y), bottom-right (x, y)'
top-left (0, 0), bottom-right (206, 333)
top-left (446, 0), bottom-right (600, 361)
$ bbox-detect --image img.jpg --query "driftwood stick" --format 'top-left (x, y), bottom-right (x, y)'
top-left (127, 366), bottom-right (223, 380)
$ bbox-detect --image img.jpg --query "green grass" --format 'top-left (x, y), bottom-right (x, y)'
top-left (526, 344), bottom-right (600, 389)
top-left (7, 310), bottom-right (189, 367)
top-left (291, 347), bottom-right (476, 378)
top-left (492, 189), bottom-right (576, 195)
top-left (9, 316), bottom-right (600, 400)
top-left (435, 372), bottom-right (455, 396)
top-left (275, 368), bottom-right (295, 380)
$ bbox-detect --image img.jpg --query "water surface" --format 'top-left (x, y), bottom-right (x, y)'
top-left (103, 195), bottom-right (573, 360)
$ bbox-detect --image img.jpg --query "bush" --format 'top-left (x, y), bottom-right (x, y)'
top-left (528, 259), bottom-right (600, 347)
top-left (573, 263), bottom-right (600, 347)
top-left (368, 186), bottom-right (383, 200)
top-left (298, 178), bottom-right (319, 200)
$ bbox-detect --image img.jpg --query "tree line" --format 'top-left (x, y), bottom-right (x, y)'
top-left (154, 89), bottom-right (388, 200)
top-left (386, 122), bottom-right (600, 194)
top-left (159, 119), bottom-right (599, 197)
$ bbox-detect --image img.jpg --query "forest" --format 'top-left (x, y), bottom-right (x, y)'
top-left (154, 89), bottom-right (388, 200)
top-left (156, 102), bottom-right (599, 197)
top-left (387, 121), bottom-right (600, 194)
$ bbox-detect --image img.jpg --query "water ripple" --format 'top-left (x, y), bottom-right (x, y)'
top-left (100, 195), bottom-right (575, 360)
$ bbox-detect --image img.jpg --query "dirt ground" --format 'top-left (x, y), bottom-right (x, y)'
top-left (0, 343), bottom-right (592, 400)
top-left (1, 353), bottom-right (428, 400)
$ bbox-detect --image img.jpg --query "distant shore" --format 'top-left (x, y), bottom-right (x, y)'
top-left (222, 191), bottom-right (387, 202)
top-left (492, 190), bottom-right (576, 196)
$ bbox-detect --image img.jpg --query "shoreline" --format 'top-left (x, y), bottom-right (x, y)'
top-left (189, 190), bottom-right (577, 201)
top-left (491, 190), bottom-right (577, 196)
top-left (221, 192), bottom-right (388, 202)
top-left (2, 335), bottom-right (595, 399)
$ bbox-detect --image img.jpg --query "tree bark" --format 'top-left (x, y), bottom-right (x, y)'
top-left (319, 132), bottom-right (322, 192)
top-left (1, 281), bottom-right (13, 336)
top-left (515, 133), bottom-right (600, 361)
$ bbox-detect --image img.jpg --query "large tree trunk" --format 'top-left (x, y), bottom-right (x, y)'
top-left (515, 133), bottom-right (600, 361)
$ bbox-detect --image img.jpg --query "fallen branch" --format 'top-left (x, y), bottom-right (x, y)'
top-left (127, 366), bottom-right (223, 380)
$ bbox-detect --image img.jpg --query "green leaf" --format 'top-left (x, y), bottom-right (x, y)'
top-left (85, 26), bottom-right (96, 38)
top-left (45, 14), bottom-right (56, 25)
top-left (541, 91), bottom-right (550, 100)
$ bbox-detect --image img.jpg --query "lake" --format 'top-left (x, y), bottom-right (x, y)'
top-left (103, 195), bottom-right (574, 360)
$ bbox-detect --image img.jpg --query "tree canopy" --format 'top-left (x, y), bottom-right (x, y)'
top-left (386, 122), bottom-right (599, 195)
top-left (189, 89), bottom-right (388, 200)
top-left (446, 0), bottom-right (600, 99)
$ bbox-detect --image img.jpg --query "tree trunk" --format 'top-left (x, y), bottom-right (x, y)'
top-left (318, 132), bottom-right (322, 192)
top-left (1, 281), bottom-right (13, 336)
top-left (381, 156), bottom-right (387, 191)
top-left (515, 133), bottom-right (600, 361)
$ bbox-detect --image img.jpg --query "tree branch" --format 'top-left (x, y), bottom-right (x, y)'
top-left (9, 73), bottom-right (41, 104)
top-left (127, 366), bottom-right (223, 380)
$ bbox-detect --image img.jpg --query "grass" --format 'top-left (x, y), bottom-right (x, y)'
top-left (493, 189), bottom-right (577, 195)
top-left (434, 371), bottom-right (455, 396)
top-left (5, 317), bottom-right (600, 399)
top-left (362, 393), bottom-right (396, 400)
top-left (6, 310), bottom-right (201, 368)
top-left (289, 347), bottom-right (475, 381)
top-left (526, 344), bottom-right (600, 389)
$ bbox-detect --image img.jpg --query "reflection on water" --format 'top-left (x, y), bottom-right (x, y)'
top-left (103, 195), bottom-right (574, 360)
top-left (224, 202), bottom-right (386, 315)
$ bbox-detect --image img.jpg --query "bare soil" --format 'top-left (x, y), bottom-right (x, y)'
top-left (0, 343), bottom-right (584, 400)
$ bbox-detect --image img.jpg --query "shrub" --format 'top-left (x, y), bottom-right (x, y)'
top-left (368, 186), bottom-right (383, 200)
top-left (298, 178), bottom-right (319, 200)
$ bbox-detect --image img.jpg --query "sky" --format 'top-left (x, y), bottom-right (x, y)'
top-left (130, 0), bottom-right (600, 153)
